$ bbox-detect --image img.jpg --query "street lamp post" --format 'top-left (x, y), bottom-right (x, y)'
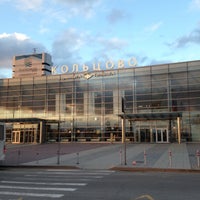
top-left (122, 97), bottom-right (127, 165)
top-left (71, 118), bottom-right (75, 142)
top-left (57, 121), bottom-right (60, 165)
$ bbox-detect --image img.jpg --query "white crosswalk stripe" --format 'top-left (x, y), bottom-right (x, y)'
top-left (0, 169), bottom-right (114, 199)
top-left (0, 185), bottom-right (76, 191)
top-left (1, 180), bottom-right (87, 186)
top-left (0, 191), bottom-right (64, 198)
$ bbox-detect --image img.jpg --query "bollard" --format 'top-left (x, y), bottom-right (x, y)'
top-left (36, 152), bottom-right (39, 164)
top-left (132, 161), bottom-right (137, 165)
top-left (76, 152), bottom-right (79, 165)
top-left (119, 149), bottom-right (122, 165)
top-left (196, 150), bottom-right (200, 168)
top-left (17, 150), bottom-right (21, 165)
top-left (168, 150), bottom-right (172, 168)
top-left (57, 150), bottom-right (60, 165)
top-left (144, 149), bottom-right (147, 166)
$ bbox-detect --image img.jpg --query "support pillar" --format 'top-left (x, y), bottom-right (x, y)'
top-left (177, 117), bottom-right (181, 144)
top-left (122, 115), bottom-right (126, 143)
top-left (121, 114), bottom-right (127, 165)
top-left (39, 121), bottom-right (43, 144)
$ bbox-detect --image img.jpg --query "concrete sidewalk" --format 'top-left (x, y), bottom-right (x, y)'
top-left (22, 143), bottom-right (200, 171)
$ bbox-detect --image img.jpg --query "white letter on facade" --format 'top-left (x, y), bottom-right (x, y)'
top-left (61, 65), bottom-right (69, 74)
top-left (106, 60), bottom-right (114, 69)
top-left (93, 63), bottom-right (101, 71)
top-left (72, 64), bottom-right (79, 72)
top-left (118, 60), bottom-right (125, 69)
top-left (83, 64), bottom-right (89, 72)
top-left (128, 57), bottom-right (137, 67)
top-left (51, 66), bottom-right (57, 75)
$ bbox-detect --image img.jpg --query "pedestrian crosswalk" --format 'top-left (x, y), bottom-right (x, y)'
top-left (0, 169), bottom-right (114, 199)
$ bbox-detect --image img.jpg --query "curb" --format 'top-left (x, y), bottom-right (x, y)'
top-left (110, 166), bottom-right (200, 173)
top-left (0, 165), bottom-right (80, 170)
top-left (1, 165), bottom-right (200, 173)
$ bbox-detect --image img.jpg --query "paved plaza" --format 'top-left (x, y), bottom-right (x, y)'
top-left (5, 142), bottom-right (200, 171)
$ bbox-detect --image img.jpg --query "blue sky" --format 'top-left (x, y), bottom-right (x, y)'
top-left (0, 0), bottom-right (200, 78)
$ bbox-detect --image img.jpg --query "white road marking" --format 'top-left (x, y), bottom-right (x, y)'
top-left (46, 169), bottom-right (82, 172)
top-left (39, 171), bottom-right (107, 175)
top-left (0, 185), bottom-right (76, 192)
top-left (25, 174), bottom-right (103, 178)
top-left (0, 191), bottom-right (63, 198)
top-left (40, 170), bottom-right (112, 176)
top-left (21, 176), bottom-right (92, 182)
top-left (1, 180), bottom-right (87, 186)
top-left (46, 169), bottom-right (115, 173)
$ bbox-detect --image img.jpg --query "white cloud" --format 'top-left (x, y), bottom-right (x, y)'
top-left (51, 26), bottom-right (129, 69)
top-left (0, 33), bottom-right (10, 39)
top-left (145, 22), bottom-right (163, 32)
top-left (15, 0), bottom-right (44, 11)
top-left (55, 0), bottom-right (102, 19)
top-left (0, 32), bottom-right (29, 40)
top-left (189, 0), bottom-right (200, 10)
top-left (52, 28), bottom-right (86, 66)
top-left (25, 0), bottom-right (102, 35)
top-left (97, 37), bottom-right (128, 50)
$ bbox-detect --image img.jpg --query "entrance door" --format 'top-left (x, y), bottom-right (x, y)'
top-left (12, 131), bottom-right (21, 143)
top-left (140, 129), bottom-right (151, 142)
top-left (156, 128), bottom-right (168, 143)
top-left (136, 128), bottom-right (168, 143)
top-left (25, 131), bottom-right (34, 143)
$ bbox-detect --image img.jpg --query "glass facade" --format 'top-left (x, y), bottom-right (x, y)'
top-left (1, 60), bottom-right (200, 143)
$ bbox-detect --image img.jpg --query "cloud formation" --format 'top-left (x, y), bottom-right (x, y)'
top-left (52, 27), bottom-right (129, 69)
top-left (145, 22), bottom-right (163, 32)
top-left (0, 33), bottom-right (46, 77)
top-left (107, 9), bottom-right (127, 24)
top-left (54, 0), bottom-right (102, 19)
top-left (189, 0), bottom-right (200, 10)
top-left (1, 0), bottom-right (200, 78)
top-left (15, 0), bottom-right (43, 11)
top-left (168, 28), bottom-right (200, 48)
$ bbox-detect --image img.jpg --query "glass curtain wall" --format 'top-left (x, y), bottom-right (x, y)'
top-left (0, 60), bottom-right (200, 143)
top-left (188, 61), bottom-right (200, 141)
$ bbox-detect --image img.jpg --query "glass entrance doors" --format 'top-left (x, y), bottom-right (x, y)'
top-left (135, 128), bottom-right (168, 143)
top-left (152, 128), bottom-right (168, 143)
top-left (12, 131), bottom-right (22, 143)
top-left (12, 129), bottom-right (36, 143)
top-left (11, 123), bottom-right (39, 144)
top-left (140, 129), bottom-right (151, 142)
top-left (24, 131), bottom-right (35, 143)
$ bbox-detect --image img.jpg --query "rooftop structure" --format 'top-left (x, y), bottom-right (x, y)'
top-left (12, 52), bottom-right (53, 78)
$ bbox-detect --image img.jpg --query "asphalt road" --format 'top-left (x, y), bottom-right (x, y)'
top-left (0, 168), bottom-right (199, 200)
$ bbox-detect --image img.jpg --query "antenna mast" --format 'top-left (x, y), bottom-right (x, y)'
top-left (33, 48), bottom-right (37, 54)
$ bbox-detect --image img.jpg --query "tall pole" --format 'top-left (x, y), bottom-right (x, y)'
top-left (122, 97), bottom-right (127, 165)
top-left (57, 121), bottom-right (60, 165)
top-left (57, 78), bottom-right (61, 165)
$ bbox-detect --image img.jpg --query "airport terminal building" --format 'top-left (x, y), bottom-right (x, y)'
top-left (1, 52), bottom-right (200, 143)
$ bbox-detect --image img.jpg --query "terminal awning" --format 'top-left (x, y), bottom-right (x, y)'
top-left (118, 112), bottom-right (182, 121)
top-left (0, 118), bottom-right (59, 123)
